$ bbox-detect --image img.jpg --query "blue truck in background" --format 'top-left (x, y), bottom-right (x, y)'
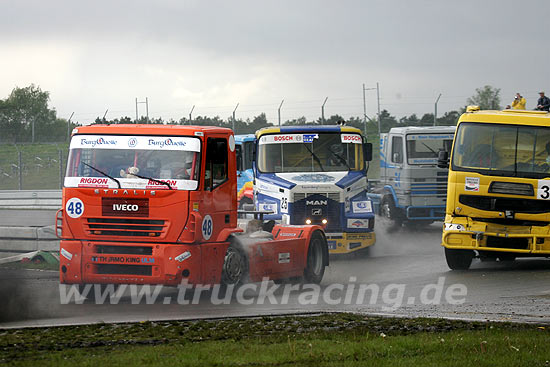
top-left (235, 134), bottom-right (255, 209)
top-left (368, 126), bottom-right (455, 228)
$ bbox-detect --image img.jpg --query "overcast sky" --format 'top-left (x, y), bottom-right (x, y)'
top-left (1, 0), bottom-right (549, 125)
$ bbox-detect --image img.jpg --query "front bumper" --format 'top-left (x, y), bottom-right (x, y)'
top-left (326, 232), bottom-right (376, 254)
top-left (442, 221), bottom-right (550, 254)
top-left (59, 240), bottom-right (226, 286)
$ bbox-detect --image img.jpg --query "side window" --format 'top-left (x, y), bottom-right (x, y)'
top-left (243, 141), bottom-right (254, 170)
top-left (205, 138), bottom-right (228, 191)
top-left (391, 136), bottom-right (403, 163)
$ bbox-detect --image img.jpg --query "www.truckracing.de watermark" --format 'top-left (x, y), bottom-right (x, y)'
top-left (59, 277), bottom-right (467, 311)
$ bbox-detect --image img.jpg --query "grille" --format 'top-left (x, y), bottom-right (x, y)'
top-left (488, 182), bottom-right (534, 196)
top-left (459, 195), bottom-right (550, 214)
top-left (95, 245), bottom-right (153, 255)
top-left (86, 218), bottom-right (166, 237)
top-left (292, 192), bottom-right (340, 230)
top-left (96, 264), bottom-right (152, 276)
top-left (486, 236), bottom-right (529, 250)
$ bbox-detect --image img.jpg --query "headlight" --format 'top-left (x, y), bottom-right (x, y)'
top-left (322, 219), bottom-right (328, 224)
top-left (305, 219), bottom-right (312, 224)
top-left (444, 223), bottom-right (465, 231)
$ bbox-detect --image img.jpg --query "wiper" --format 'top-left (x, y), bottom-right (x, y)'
top-left (82, 162), bottom-right (121, 189)
top-left (328, 147), bottom-right (350, 170)
top-left (421, 142), bottom-right (437, 154)
top-left (303, 143), bottom-right (324, 171)
top-left (131, 173), bottom-right (173, 190)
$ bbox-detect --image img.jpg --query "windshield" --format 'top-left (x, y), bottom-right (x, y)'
top-left (65, 135), bottom-right (201, 190)
top-left (257, 132), bottom-right (364, 173)
top-left (452, 122), bottom-right (550, 179)
top-left (406, 133), bottom-right (454, 165)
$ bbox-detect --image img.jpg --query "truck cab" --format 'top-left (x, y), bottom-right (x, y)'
top-left (253, 125), bottom-right (376, 254)
top-left (372, 126), bottom-right (455, 227)
top-left (441, 108), bottom-right (550, 270)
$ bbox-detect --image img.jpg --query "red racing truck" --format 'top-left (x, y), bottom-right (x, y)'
top-left (57, 124), bottom-right (328, 288)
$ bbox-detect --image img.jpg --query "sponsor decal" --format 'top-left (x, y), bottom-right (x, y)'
top-left (259, 134), bottom-right (305, 144)
top-left (102, 198), bottom-right (149, 217)
top-left (278, 252), bottom-right (290, 264)
top-left (291, 174), bottom-right (335, 182)
top-left (279, 232), bottom-right (297, 237)
top-left (60, 248), bottom-right (73, 261)
top-left (347, 233), bottom-right (374, 240)
top-left (148, 138), bottom-right (186, 148)
top-left (341, 134), bottom-right (362, 144)
top-left (406, 134), bottom-right (454, 141)
top-left (91, 255), bottom-right (154, 264)
top-left (327, 241), bottom-right (337, 250)
top-left (465, 177), bottom-right (480, 192)
top-left (80, 137), bottom-right (117, 147)
top-left (352, 201), bottom-right (372, 213)
top-left (259, 203), bottom-right (278, 215)
top-left (175, 251), bottom-right (192, 262)
top-left (303, 134), bottom-right (318, 143)
top-left (70, 135), bottom-right (200, 151)
top-left (347, 218), bottom-right (370, 228)
top-left (79, 177), bottom-right (109, 185)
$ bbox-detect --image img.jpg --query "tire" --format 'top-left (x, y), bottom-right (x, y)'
top-left (381, 196), bottom-right (403, 229)
top-left (303, 231), bottom-right (327, 284)
top-left (445, 247), bottom-right (474, 270)
top-left (221, 238), bottom-right (249, 286)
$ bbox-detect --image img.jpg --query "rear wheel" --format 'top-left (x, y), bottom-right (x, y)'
top-left (445, 247), bottom-right (474, 270)
top-left (303, 231), bottom-right (327, 284)
top-left (221, 239), bottom-right (248, 286)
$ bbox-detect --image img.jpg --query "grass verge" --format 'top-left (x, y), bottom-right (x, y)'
top-left (1, 313), bottom-right (549, 366)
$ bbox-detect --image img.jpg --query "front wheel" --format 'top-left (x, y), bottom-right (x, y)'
top-left (303, 231), bottom-right (327, 284)
top-left (445, 247), bottom-right (474, 270)
top-left (381, 196), bottom-right (403, 230)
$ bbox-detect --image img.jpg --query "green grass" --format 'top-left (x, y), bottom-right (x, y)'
top-left (1, 314), bottom-right (549, 366)
top-left (0, 143), bottom-right (68, 190)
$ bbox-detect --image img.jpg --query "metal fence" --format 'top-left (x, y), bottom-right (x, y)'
top-left (0, 144), bottom-right (68, 190)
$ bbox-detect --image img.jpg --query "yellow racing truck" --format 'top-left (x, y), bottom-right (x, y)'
top-left (439, 106), bottom-right (550, 269)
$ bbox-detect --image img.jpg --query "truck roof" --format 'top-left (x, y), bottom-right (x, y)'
top-left (234, 134), bottom-right (256, 143)
top-left (72, 124), bottom-right (233, 136)
top-left (387, 126), bottom-right (456, 135)
top-left (459, 109), bottom-right (550, 127)
top-left (256, 125), bottom-right (362, 138)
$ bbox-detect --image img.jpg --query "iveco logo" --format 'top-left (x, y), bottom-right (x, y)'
top-left (306, 200), bottom-right (327, 206)
top-left (113, 204), bottom-right (139, 211)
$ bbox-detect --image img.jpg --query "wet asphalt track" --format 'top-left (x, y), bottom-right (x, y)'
top-left (2, 221), bottom-right (550, 328)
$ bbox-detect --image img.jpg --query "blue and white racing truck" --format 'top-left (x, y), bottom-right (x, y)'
top-left (254, 125), bottom-right (376, 254)
top-left (368, 126), bottom-right (455, 228)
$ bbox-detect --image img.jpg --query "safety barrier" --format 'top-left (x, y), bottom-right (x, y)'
top-left (0, 190), bottom-right (62, 210)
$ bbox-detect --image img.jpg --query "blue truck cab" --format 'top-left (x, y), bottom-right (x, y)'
top-left (235, 134), bottom-right (255, 209)
top-left (253, 125), bottom-right (376, 254)
top-left (368, 126), bottom-right (455, 227)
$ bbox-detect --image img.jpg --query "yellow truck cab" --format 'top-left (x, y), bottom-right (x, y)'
top-left (439, 106), bottom-right (550, 269)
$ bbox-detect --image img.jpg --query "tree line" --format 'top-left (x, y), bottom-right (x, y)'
top-left (0, 84), bottom-right (502, 143)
